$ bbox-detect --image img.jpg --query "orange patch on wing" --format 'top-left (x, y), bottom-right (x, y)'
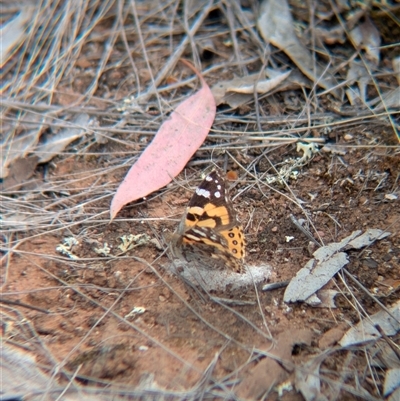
top-left (221, 227), bottom-right (245, 259)
top-left (203, 204), bottom-right (230, 225)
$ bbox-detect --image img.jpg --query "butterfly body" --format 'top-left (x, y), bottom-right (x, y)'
top-left (171, 170), bottom-right (245, 273)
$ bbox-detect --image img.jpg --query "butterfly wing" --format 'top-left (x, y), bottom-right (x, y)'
top-left (173, 170), bottom-right (245, 272)
top-left (182, 227), bottom-right (245, 272)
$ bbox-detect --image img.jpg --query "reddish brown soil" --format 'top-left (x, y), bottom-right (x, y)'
top-left (2, 131), bottom-right (399, 399)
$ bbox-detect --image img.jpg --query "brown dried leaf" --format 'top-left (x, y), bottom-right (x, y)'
top-left (257, 0), bottom-right (339, 96)
top-left (34, 113), bottom-right (90, 163)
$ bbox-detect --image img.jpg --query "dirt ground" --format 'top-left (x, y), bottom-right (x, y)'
top-left (3, 130), bottom-right (399, 399)
top-left (2, 1), bottom-right (400, 400)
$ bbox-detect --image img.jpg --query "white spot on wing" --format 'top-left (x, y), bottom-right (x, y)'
top-left (186, 233), bottom-right (202, 241)
top-left (196, 188), bottom-right (211, 198)
top-left (205, 176), bottom-right (213, 181)
top-left (214, 191), bottom-right (221, 198)
top-left (189, 229), bottom-right (207, 238)
top-left (217, 185), bottom-right (221, 190)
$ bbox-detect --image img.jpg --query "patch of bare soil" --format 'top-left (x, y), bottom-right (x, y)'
top-left (3, 138), bottom-right (399, 399)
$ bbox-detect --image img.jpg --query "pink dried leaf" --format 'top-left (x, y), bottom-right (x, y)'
top-left (110, 61), bottom-right (216, 219)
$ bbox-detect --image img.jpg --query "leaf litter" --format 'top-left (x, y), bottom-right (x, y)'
top-left (0, 7), bottom-right (34, 67)
top-left (211, 68), bottom-right (307, 108)
top-left (34, 113), bottom-right (90, 163)
top-left (339, 300), bottom-right (400, 347)
top-left (1, 0), bottom-right (399, 400)
top-left (257, 0), bottom-right (338, 95)
top-left (110, 60), bottom-right (216, 219)
top-left (283, 229), bottom-right (391, 304)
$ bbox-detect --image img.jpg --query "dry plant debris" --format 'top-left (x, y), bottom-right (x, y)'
top-left (283, 229), bottom-right (391, 304)
top-left (1, 0), bottom-right (399, 400)
top-left (110, 61), bottom-right (216, 219)
top-left (339, 300), bottom-right (400, 347)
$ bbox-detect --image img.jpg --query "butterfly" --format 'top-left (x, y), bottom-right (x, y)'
top-left (170, 169), bottom-right (245, 273)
